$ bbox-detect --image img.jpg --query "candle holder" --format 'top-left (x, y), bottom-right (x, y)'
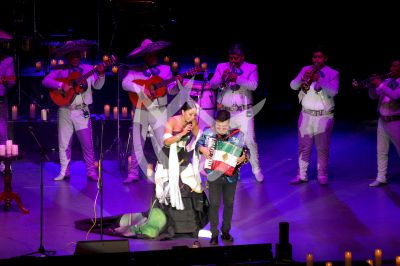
top-left (11, 105), bottom-right (18, 120)
top-left (30, 103), bottom-right (36, 120)
top-left (375, 249), bottom-right (382, 266)
top-left (113, 106), bottom-right (118, 120)
top-left (104, 104), bottom-right (110, 119)
top-left (41, 109), bottom-right (48, 121)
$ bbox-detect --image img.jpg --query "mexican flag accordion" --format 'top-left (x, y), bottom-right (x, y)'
top-left (210, 140), bottom-right (243, 176)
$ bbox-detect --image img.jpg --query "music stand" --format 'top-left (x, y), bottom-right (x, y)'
top-left (21, 126), bottom-right (56, 257)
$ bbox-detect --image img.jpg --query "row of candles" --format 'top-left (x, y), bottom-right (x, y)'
top-left (0, 139), bottom-right (19, 156)
top-left (306, 249), bottom-right (398, 266)
top-left (10, 104), bottom-right (131, 120)
top-left (34, 55), bottom-right (207, 73)
top-left (103, 105), bottom-right (130, 119)
top-left (10, 105), bottom-right (49, 121)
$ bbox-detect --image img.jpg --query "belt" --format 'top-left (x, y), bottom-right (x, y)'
top-left (68, 104), bottom-right (87, 110)
top-left (380, 114), bottom-right (400, 122)
top-left (222, 104), bottom-right (252, 112)
top-left (302, 109), bottom-right (334, 116)
top-left (136, 104), bottom-right (167, 110)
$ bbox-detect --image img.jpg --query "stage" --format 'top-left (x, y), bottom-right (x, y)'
top-left (0, 115), bottom-right (399, 265)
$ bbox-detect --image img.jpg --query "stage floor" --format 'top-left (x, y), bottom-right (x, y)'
top-left (0, 118), bottom-right (399, 263)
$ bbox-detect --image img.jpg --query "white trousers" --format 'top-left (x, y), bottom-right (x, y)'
top-left (229, 109), bottom-right (261, 174)
top-left (376, 118), bottom-right (400, 181)
top-left (130, 107), bottom-right (167, 175)
top-left (58, 107), bottom-right (97, 177)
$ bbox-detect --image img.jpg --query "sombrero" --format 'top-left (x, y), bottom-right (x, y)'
top-left (127, 39), bottom-right (171, 58)
top-left (53, 39), bottom-right (97, 57)
top-left (0, 29), bottom-right (13, 40)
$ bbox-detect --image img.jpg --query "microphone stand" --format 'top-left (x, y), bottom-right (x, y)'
top-left (98, 119), bottom-right (105, 239)
top-left (103, 69), bottom-right (122, 169)
top-left (22, 126), bottom-right (56, 257)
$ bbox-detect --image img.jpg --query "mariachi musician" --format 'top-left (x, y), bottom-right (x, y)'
top-left (42, 40), bottom-right (105, 181)
top-left (209, 43), bottom-right (264, 182)
top-left (122, 39), bottom-right (183, 183)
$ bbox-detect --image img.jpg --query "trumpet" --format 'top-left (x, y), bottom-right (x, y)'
top-left (300, 63), bottom-right (321, 93)
top-left (352, 72), bottom-right (392, 89)
top-left (220, 64), bottom-right (237, 89)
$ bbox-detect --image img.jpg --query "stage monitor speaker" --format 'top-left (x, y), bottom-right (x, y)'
top-left (74, 240), bottom-right (130, 255)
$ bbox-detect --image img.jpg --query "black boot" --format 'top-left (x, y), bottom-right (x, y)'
top-left (221, 232), bottom-right (234, 242)
top-left (209, 235), bottom-right (219, 245)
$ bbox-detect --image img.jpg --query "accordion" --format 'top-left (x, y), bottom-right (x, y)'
top-left (204, 136), bottom-right (244, 177)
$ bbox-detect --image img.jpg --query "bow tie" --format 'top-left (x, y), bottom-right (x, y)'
top-left (231, 67), bottom-right (243, 76)
top-left (69, 66), bottom-right (83, 73)
top-left (143, 65), bottom-right (160, 77)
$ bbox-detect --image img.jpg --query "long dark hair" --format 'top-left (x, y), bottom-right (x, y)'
top-left (181, 100), bottom-right (197, 112)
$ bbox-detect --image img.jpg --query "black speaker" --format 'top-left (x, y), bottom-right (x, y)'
top-left (74, 240), bottom-right (130, 255)
top-left (275, 222), bottom-right (292, 263)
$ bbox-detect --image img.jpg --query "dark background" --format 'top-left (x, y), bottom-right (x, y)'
top-left (1, 0), bottom-right (398, 122)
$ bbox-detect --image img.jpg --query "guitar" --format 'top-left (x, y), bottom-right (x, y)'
top-left (128, 66), bottom-right (201, 108)
top-left (49, 55), bottom-right (118, 107)
top-left (1, 75), bottom-right (16, 86)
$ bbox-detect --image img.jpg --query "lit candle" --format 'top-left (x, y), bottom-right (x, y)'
top-left (131, 110), bottom-right (134, 119)
top-left (172, 61), bottom-right (178, 72)
top-left (345, 251), bottom-right (352, 266)
top-left (35, 61), bottom-right (42, 71)
top-left (6, 140), bottom-right (12, 155)
top-left (51, 59), bottom-right (57, 67)
top-left (325, 262), bottom-right (332, 266)
top-left (306, 253), bottom-right (313, 266)
top-left (194, 57), bottom-right (200, 66)
top-left (0, 145), bottom-right (5, 156)
top-left (112, 66), bottom-right (118, 74)
top-left (201, 62), bottom-right (207, 71)
top-left (113, 106), bottom-right (118, 119)
top-left (41, 109), bottom-right (47, 121)
top-left (164, 55), bottom-right (170, 64)
top-left (30, 103), bottom-right (36, 119)
top-left (366, 259), bottom-right (373, 265)
top-left (58, 59), bottom-right (64, 65)
top-left (396, 256), bottom-right (400, 266)
top-left (11, 144), bottom-right (18, 156)
top-left (122, 107), bottom-right (128, 118)
top-left (11, 105), bottom-right (18, 120)
top-left (104, 104), bottom-right (110, 118)
top-left (103, 55), bottom-right (109, 62)
top-left (375, 249), bottom-right (382, 266)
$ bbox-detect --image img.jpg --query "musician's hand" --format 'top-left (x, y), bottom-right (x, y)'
top-left (237, 154), bottom-right (246, 165)
top-left (312, 72), bottom-right (320, 82)
top-left (97, 64), bottom-right (105, 77)
top-left (181, 123), bottom-right (193, 136)
top-left (302, 70), bottom-right (312, 81)
top-left (61, 82), bottom-right (71, 92)
top-left (371, 76), bottom-right (382, 87)
top-left (199, 146), bottom-right (211, 159)
top-left (175, 75), bottom-right (183, 84)
top-left (228, 72), bottom-right (237, 82)
top-left (222, 69), bottom-right (230, 81)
